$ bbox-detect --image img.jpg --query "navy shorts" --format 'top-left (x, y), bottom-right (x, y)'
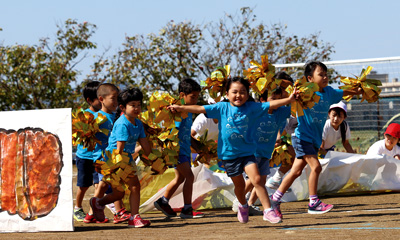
top-left (76, 156), bottom-right (96, 187)
top-left (173, 155), bottom-right (191, 168)
top-left (222, 155), bottom-right (257, 177)
top-left (255, 157), bottom-right (270, 176)
top-left (291, 136), bottom-right (318, 158)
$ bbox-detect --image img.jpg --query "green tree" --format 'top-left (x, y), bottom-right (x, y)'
top-left (0, 19), bottom-right (97, 111)
top-left (87, 7), bottom-right (334, 96)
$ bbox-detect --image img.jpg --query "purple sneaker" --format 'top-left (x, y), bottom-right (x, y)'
top-left (263, 209), bottom-right (282, 223)
top-left (89, 197), bottom-right (105, 222)
top-left (270, 198), bottom-right (282, 219)
top-left (237, 205), bottom-right (249, 223)
top-left (308, 200), bottom-right (333, 214)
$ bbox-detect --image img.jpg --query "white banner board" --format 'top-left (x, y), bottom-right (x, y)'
top-left (0, 108), bottom-right (73, 232)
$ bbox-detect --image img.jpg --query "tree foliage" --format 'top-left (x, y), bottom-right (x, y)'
top-left (1, 7), bottom-right (335, 111)
top-left (0, 19), bottom-right (97, 110)
top-left (87, 7), bottom-right (334, 97)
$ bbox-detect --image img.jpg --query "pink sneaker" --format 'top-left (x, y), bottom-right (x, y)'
top-left (128, 215), bottom-right (151, 228)
top-left (308, 200), bottom-right (333, 214)
top-left (270, 198), bottom-right (282, 219)
top-left (263, 209), bottom-right (282, 223)
top-left (89, 197), bottom-right (105, 222)
top-left (237, 205), bottom-right (249, 223)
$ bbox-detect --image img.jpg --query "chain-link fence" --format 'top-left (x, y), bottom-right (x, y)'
top-left (276, 56), bottom-right (400, 154)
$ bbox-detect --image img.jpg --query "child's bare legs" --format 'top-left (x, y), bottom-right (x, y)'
top-left (303, 155), bottom-right (322, 195)
top-left (276, 157), bottom-right (307, 194)
top-left (125, 176), bottom-right (141, 215)
top-left (164, 161), bottom-right (194, 205)
top-left (248, 175), bottom-right (266, 206)
top-left (75, 186), bottom-right (89, 209)
top-left (230, 175), bottom-right (247, 205)
top-left (244, 163), bottom-right (271, 209)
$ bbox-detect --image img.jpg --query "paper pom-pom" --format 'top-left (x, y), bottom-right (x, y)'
top-left (192, 130), bottom-right (219, 166)
top-left (270, 134), bottom-right (293, 167)
top-left (95, 149), bottom-right (137, 192)
top-left (138, 93), bottom-right (183, 175)
top-left (147, 91), bottom-right (187, 129)
top-left (339, 66), bottom-right (382, 103)
top-left (203, 65), bottom-right (230, 102)
top-left (72, 108), bottom-right (109, 151)
top-left (286, 77), bottom-right (320, 117)
top-left (243, 55), bottom-right (280, 95)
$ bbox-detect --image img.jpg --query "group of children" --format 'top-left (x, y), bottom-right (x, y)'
top-left (74, 60), bottom-right (400, 227)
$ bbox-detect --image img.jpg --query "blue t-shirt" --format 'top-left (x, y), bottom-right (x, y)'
top-left (204, 101), bottom-right (270, 160)
top-left (106, 115), bottom-right (146, 163)
top-left (92, 110), bottom-right (116, 161)
top-left (175, 112), bottom-right (193, 157)
top-left (294, 86), bottom-right (343, 148)
top-left (254, 106), bottom-right (291, 159)
top-left (76, 108), bottom-right (96, 160)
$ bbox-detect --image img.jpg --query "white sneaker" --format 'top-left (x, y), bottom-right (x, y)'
top-left (105, 203), bottom-right (117, 214)
top-left (266, 178), bottom-right (292, 192)
top-left (232, 198), bottom-right (239, 213)
top-left (266, 178), bottom-right (282, 189)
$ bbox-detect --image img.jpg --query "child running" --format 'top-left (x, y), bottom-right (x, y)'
top-left (154, 78), bottom-right (205, 219)
top-left (367, 123), bottom-right (400, 160)
top-left (84, 83), bottom-right (119, 223)
top-left (90, 87), bottom-right (152, 228)
top-left (74, 81), bottom-right (102, 222)
top-left (167, 76), bottom-right (298, 224)
top-left (246, 72), bottom-right (293, 211)
top-left (270, 61), bottom-right (362, 217)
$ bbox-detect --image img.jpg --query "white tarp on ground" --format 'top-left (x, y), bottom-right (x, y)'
top-left (139, 151), bottom-right (400, 213)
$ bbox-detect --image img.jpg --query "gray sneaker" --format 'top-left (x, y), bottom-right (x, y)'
top-left (73, 208), bottom-right (86, 222)
top-left (248, 205), bottom-right (263, 216)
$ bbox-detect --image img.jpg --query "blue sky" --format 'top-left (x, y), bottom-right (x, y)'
top-left (1, 0), bottom-right (400, 77)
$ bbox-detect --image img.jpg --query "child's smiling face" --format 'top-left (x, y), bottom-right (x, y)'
top-left (226, 82), bottom-right (249, 107)
top-left (308, 65), bottom-right (329, 89)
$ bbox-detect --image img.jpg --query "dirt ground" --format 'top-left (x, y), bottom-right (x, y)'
top-left (2, 167), bottom-right (400, 239)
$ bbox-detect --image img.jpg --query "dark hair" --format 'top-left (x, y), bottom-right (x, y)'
top-left (115, 88), bottom-right (143, 122)
top-left (97, 83), bottom-right (119, 98)
top-left (178, 78), bottom-right (201, 95)
top-left (226, 76), bottom-right (250, 94)
top-left (329, 107), bottom-right (347, 118)
top-left (259, 71), bottom-right (293, 101)
top-left (329, 107), bottom-right (348, 143)
top-left (83, 81), bottom-right (101, 102)
top-left (304, 61), bottom-right (327, 80)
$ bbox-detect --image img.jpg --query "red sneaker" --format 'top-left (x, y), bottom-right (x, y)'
top-left (83, 213), bottom-right (109, 223)
top-left (113, 208), bottom-right (131, 224)
top-left (128, 215), bottom-right (151, 228)
top-left (180, 207), bottom-right (205, 219)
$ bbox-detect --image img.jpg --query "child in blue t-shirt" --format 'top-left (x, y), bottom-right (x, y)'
top-left (167, 77), bottom-right (298, 224)
top-left (90, 87), bottom-right (152, 228)
top-left (246, 72), bottom-right (293, 214)
top-left (270, 61), bottom-right (362, 217)
top-left (154, 78), bottom-right (206, 219)
top-left (84, 83), bottom-right (120, 223)
top-left (74, 81), bottom-right (102, 222)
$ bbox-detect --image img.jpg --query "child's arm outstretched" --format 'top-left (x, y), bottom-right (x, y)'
top-left (343, 87), bottom-right (363, 97)
top-left (167, 105), bottom-right (206, 114)
top-left (269, 88), bottom-right (299, 109)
